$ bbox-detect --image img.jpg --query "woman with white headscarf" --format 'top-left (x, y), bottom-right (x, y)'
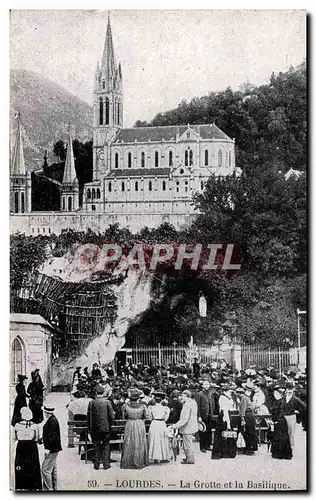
top-left (13, 406), bottom-right (42, 490)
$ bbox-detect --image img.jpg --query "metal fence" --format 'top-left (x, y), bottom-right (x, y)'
top-left (241, 345), bottom-right (291, 372)
top-left (129, 344), bottom-right (234, 367)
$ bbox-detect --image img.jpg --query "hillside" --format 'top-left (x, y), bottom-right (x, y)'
top-left (10, 69), bottom-right (93, 169)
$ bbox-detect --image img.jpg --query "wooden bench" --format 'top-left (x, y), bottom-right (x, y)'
top-left (68, 414), bottom-right (272, 463)
top-left (68, 419), bottom-right (151, 463)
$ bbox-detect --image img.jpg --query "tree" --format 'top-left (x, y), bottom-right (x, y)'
top-left (53, 140), bottom-right (66, 162)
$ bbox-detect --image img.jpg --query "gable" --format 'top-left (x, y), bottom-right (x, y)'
top-left (178, 125), bottom-right (200, 143)
top-left (171, 165), bottom-right (191, 177)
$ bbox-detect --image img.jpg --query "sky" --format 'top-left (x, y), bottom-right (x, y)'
top-left (10, 10), bottom-right (306, 127)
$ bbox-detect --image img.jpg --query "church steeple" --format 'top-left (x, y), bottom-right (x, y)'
top-left (93, 12), bottom-right (123, 180)
top-left (62, 126), bottom-right (77, 184)
top-left (101, 13), bottom-right (116, 82)
top-left (10, 112), bottom-right (32, 213)
top-left (11, 112), bottom-right (26, 176)
top-left (60, 125), bottom-right (79, 212)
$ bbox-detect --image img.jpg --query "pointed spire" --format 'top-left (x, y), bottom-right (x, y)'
top-left (62, 125), bottom-right (77, 184)
top-left (11, 112), bottom-right (26, 176)
top-left (101, 12), bottom-right (116, 79)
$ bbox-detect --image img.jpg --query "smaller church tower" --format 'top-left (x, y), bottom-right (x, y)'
top-left (10, 112), bottom-right (31, 213)
top-left (60, 126), bottom-right (79, 212)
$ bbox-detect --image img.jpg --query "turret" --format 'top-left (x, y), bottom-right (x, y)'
top-left (10, 112), bottom-right (32, 213)
top-left (60, 126), bottom-right (79, 211)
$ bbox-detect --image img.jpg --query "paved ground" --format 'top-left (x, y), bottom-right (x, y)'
top-left (11, 393), bottom-right (307, 491)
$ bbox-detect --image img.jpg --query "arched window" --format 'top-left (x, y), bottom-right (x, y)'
top-left (11, 337), bottom-right (24, 383)
top-left (185, 180), bottom-right (188, 192)
top-left (115, 152), bottom-right (119, 169)
top-left (218, 149), bottom-right (223, 167)
top-left (99, 97), bottom-right (103, 125)
top-left (92, 188), bottom-right (96, 199)
top-left (162, 181), bottom-right (166, 191)
top-left (62, 197), bottom-right (65, 210)
top-left (149, 181), bottom-right (152, 191)
top-left (96, 188), bottom-right (101, 199)
top-left (102, 80), bottom-right (105, 89)
top-left (117, 101), bottom-right (120, 125)
top-left (141, 152), bottom-right (145, 168)
top-left (128, 152), bottom-right (132, 168)
top-left (185, 150), bottom-right (189, 166)
top-left (189, 150), bottom-right (193, 166)
top-left (68, 196), bottom-right (72, 211)
top-left (122, 181), bottom-right (125, 192)
top-left (108, 182), bottom-right (112, 192)
top-left (229, 150), bottom-right (232, 167)
top-left (205, 149), bottom-right (209, 166)
top-left (169, 151), bottom-right (173, 166)
top-left (135, 181), bottom-right (139, 191)
top-left (105, 97), bottom-right (110, 125)
top-left (21, 192), bottom-right (25, 213)
top-left (155, 151), bottom-right (159, 167)
top-left (14, 192), bottom-right (19, 213)
top-left (201, 181), bottom-right (204, 190)
top-left (87, 188), bottom-right (91, 199)
top-left (113, 98), bottom-right (117, 125)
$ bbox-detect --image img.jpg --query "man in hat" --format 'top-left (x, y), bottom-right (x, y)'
top-left (239, 382), bottom-right (258, 455)
top-left (173, 390), bottom-right (198, 464)
top-left (167, 390), bottom-right (182, 424)
top-left (91, 363), bottom-right (102, 380)
top-left (87, 385), bottom-right (115, 470)
top-left (192, 358), bottom-right (200, 379)
top-left (195, 380), bottom-right (217, 452)
top-left (283, 381), bottom-right (306, 451)
top-left (42, 406), bottom-right (62, 490)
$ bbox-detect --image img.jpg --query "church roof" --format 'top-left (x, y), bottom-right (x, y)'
top-left (107, 168), bottom-right (171, 178)
top-left (11, 112), bottom-right (26, 176)
top-left (114, 123), bottom-right (232, 144)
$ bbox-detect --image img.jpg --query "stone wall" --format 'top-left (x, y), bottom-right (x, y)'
top-left (10, 314), bottom-right (53, 401)
top-left (10, 210), bottom-right (198, 236)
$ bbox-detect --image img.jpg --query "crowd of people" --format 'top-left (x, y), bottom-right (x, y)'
top-left (11, 358), bottom-right (307, 490)
top-left (68, 359), bottom-right (307, 469)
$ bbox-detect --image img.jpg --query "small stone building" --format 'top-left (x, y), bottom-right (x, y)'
top-left (10, 313), bottom-right (54, 400)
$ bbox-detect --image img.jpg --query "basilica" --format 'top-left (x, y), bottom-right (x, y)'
top-left (10, 16), bottom-right (240, 236)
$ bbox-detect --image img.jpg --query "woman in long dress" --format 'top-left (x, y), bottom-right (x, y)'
top-left (120, 389), bottom-right (149, 469)
top-left (268, 387), bottom-right (292, 460)
top-left (14, 407), bottom-right (42, 490)
top-left (11, 375), bottom-right (28, 427)
top-left (27, 370), bottom-right (44, 424)
top-left (212, 384), bottom-right (238, 459)
top-left (148, 392), bottom-right (170, 463)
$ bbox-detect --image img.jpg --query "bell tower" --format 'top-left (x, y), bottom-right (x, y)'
top-left (10, 112), bottom-right (31, 214)
top-left (93, 14), bottom-right (123, 180)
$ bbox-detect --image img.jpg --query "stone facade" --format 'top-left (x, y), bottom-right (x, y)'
top-left (10, 15), bottom-right (240, 236)
top-left (10, 313), bottom-right (53, 401)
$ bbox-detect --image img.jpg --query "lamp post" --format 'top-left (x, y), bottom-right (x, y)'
top-left (297, 308), bottom-right (306, 366)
